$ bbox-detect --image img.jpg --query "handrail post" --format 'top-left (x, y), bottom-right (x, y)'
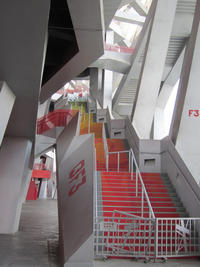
top-left (106, 153), bottom-right (109, 171)
top-left (141, 187), bottom-right (144, 217)
top-left (155, 218), bottom-right (158, 259)
top-left (118, 152), bottom-right (120, 172)
top-left (136, 169), bottom-right (138, 197)
top-left (131, 151), bottom-right (133, 181)
top-left (129, 150), bottom-right (131, 172)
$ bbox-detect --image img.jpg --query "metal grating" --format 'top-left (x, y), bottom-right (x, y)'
top-left (176, 0), bottom-right (196, 14)
top-left (119, 78), bottom-right (138, 104)
top-left (165, 36), bottom-right (187, 66)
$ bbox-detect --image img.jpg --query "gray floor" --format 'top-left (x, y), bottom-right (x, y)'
top-left (0, 200), bottom-right (59, 267)
top-left (95, 258), bottom-right (200, 267)
top-left (0, 200), bottom-right (199, 267)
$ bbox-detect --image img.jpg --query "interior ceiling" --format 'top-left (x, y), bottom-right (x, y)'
top-left (40, 0), bottom-right (104, 103)
top-left (111, 0), bottom-right (197, 117)
top-left (42, 0), bottom-right (79, 85)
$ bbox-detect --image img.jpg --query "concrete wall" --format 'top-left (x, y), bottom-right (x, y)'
top-left (96, 109), bottom-right (107, 123)
top-left (57, 134), bottom-right (94, 267)
top-left (0, 0), bottom-right (50, 140)
top-left (87, 96), bottom-right (97, 114)
top-left (161, 137), bottom-right (200, 217)
top-left (90, 68), bottom-right (104, 108)
top-left (125, 118), bottom-right (140, 166)
top-left (139, 139), bottom-right (161, 173)
top-left (125, 118), bottom-right (200, 217)
top-left (106, 108), bottom-right (126, 139)
top-left (37, 99), bottom-right (50, 119)
top-left (106, 108), bottom-right (111, 138)
top-left (0, 81), bottom-right (16, 146)
top-left (0, 137), bottom-right (32, 233)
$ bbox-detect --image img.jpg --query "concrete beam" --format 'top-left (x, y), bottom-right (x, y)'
top-left (109, 20), bottom-right (127, 40)
top-left (120, 0), bottom-right (148, 16)
top-left (90, 51), bottom-right (131, 74)
top-left (103, 0), bottom-right (122, 29)
top-left (0, 0), bottom-right (50, 140)
top-left (114, 10), bottom-right (145, 26)
top-left (157, 46), bottom-right (186, 111)
top-left (112, 0), bottom-right (157, 110)
top-left (132, 0), bottom-right (178, 139)
top-left (130, 0), bottom-right (148, 16)
top-left (40, 0), bottom-right (104, 103)
top-left (170, 1), bottom-right (200, 183)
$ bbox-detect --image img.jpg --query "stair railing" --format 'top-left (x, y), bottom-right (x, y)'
top-left (105, 148), bottom-right (155, 219)
top-left (155, 217), bottom-right (200, 258)
top-left (129, 148), bottom-right (155, 219)
top-left (106, 150), bottom-right (130, 172)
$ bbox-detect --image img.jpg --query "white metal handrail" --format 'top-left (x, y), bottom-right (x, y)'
top-left (130, 148), bottom-right (155, 219)
top-left (106, 150), bottom-right (130, 172)
top-left (105, 148), bottom-right (155, 219)
top-left (94, 211), bottom-right (156, 259)
top-left (102, 124), bottom-right (109, 170)
top-left (155, 217), bottom-right (200, 258)
top-left (94, 215), bottom-right (200, 259)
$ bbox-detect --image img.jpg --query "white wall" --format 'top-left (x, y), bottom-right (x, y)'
top-left (161, 138), bottom-right (200, 217)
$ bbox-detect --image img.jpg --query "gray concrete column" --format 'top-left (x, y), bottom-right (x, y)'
top-left (154, 48), bottom-right (185, 139)
top-left (103, 69), bottom-right (113, 109)
top-left (132, 0), bottom-right (177, 139)
top-left (103, 31), bottom-right (114, 110)
top-left (0, 81), bottom-right (15, 146)
top-left (0, 137), bottom-right (32, 233)
top-left (90, 68), bottom-right (103, 108)
top-left (170, 1), bottom-right (200, 184)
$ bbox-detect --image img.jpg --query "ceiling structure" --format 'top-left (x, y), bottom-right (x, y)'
top-left (100, 0), bottom-right (197, 117)
top-left (40, 0), bottom-right (197, 120)
top-left (40, 0), bottom-right (105, 103)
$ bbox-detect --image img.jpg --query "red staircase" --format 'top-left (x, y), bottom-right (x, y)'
top-left (107, 139), bottom-right (129, 171)
top-left (95, 138), bottom-right (106, 171)
top-left (26, 179), bottom-right (37, 200)
top-left (26, 163), bottom-right (51, 200)
top-left (96, 171), bottom-right (192, 258)
top-left (100, 172), bottom-right (184, 218)
top-left (37, 109), bottom-right (78, 135)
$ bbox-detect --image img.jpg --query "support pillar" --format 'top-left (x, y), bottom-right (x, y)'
top-left (154, 48), bottom-right (185, 139)
top-left (90, 68), bottom-right (103, 108)
top-left (132, 0), bottom-right (177, 138)
top-left (0, 137), bottom-right (32, 233)
top-left (170, 1), bottom-right (200, 184)
top-left (103, 31), bottom-right (114, 110)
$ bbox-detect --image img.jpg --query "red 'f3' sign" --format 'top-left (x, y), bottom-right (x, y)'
top-left (68, 160), bottom-right (86, 196)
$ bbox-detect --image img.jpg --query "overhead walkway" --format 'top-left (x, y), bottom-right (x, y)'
top-left (90, 43), bottom-right (133, 74)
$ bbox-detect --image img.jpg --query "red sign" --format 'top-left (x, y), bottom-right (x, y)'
top-left (68, 160), bottom-right (86, 196)
top-left (188, 109), bottom-right (200, 117)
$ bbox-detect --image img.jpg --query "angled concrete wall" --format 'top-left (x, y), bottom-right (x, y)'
top-left (0, 137), bottom-right (32, 233)
top-left (57, 134), bottom-right (95, 267)
top-left (0, 81), bottom-right (15, 146)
